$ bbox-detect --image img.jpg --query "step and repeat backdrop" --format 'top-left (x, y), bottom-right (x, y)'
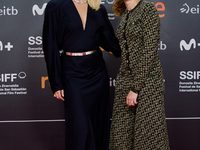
top-left (0, 0), bottom-right (200, 149)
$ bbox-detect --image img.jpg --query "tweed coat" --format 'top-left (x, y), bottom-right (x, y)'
top-left (109, 1), bottom-right (170, 150)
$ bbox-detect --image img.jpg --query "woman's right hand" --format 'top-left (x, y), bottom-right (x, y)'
top-left (126, 90), bottom-right (138, 107)
top-left (54, 90), bottom-right (64, 101)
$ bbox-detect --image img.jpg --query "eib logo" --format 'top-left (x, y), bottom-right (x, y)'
top-left (180, 3), bottom-right (199, 14)
top-left (0, 6), bottom-right (18, 16)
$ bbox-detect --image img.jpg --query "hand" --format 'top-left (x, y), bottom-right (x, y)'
top-left (126, 90), bottom-right (138, 107)
top-left (54, 90), bottom-right (64, 101)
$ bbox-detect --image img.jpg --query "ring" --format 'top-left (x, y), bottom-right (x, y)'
top-left (131, 102), bottom-right (134, 104)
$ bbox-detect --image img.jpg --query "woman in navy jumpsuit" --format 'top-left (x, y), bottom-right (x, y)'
top-left (42, 0), bottom-right (121, 149)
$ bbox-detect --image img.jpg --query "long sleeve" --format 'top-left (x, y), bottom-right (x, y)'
top-left (130, 3), bottom-right (160, 93)
top-left (42, 4), bottom-right (63, 94)
top-left (100, 5), bottom-right (121, 57)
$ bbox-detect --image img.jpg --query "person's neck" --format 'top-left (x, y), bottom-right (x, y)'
top-left (124, 0), bottom-right (141, 11)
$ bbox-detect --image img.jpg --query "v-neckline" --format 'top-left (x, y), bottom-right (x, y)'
top-left (72, 1), bottom-right (88, 31)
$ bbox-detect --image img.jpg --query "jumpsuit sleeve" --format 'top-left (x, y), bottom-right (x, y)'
top-left (100, 5), bottom-right (121, 57)
top-left (130, 3), bottom-right (161, 93)
top-left (42, 4), bottom-right (63, 94)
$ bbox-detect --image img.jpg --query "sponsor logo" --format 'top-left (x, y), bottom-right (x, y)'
top-left (180, 3), bottom-right (199, 14)
top-left (180, 38), bottom-right (200, 51)
top-left (158, 41), bottom-right (167, 50)
top-left (0, 41), bottom-right (14, 51)
top-left (41, 76), bottom-right (49, 89)
top-left (32, 3), bottom-right (47, 16)
top-left (0, 6), bottom-right (18, 16)
top-left (152, 2), bottom-right (165, 18)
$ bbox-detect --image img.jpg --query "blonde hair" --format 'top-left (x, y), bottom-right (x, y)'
top-left (112, 0), bottom-right (126, 17)
top-left (88, 0), bottom-right (101, 11)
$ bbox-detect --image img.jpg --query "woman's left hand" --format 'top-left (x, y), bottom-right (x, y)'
top-left (54, 90), bottom-right (65, 101)
top-left (126, 90), bottom-right (138, 107)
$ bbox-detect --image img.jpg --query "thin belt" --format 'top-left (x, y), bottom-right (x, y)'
top-left (65, 49), bottom-right (97, 56)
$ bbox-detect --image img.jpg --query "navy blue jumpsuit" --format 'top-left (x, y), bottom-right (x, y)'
top-left (42, 0), bottom-right (121, 149)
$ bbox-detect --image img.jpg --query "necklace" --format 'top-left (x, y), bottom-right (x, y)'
top-left (73, 0), bottom-right (87, 4)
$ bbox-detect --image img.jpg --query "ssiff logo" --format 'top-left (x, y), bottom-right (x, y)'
top-left (180, 38), bottom-right (200, 51)
top-left (180, 71), bottom-right (200, 80)
top-left (180, 3), bottom-right (199, 14)
top-left (28, 36), bottom-right (42, 45)
top-left (0, 72), bottom-right (26, 82)
top-left (0, 41), bottom-right (13, 51)
top-left (32, 3), bottom-right (47, 16)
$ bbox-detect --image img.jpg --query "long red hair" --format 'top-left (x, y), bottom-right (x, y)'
top-left (112, 0), bottom-right (126, 17)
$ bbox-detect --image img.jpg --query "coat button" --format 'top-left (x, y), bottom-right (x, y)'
top-left (126, 60), bottom-right (129, 63)
top-left (128, 70), bottom-right (131, 74)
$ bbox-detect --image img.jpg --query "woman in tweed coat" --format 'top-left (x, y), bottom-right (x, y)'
top-left (109, 0), bottom-right (170, 149)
